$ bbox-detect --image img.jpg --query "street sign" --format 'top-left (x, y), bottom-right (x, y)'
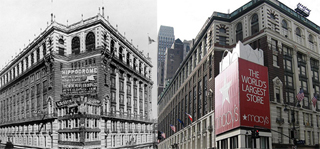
top-left (296, 140), bottom-right (305, 145)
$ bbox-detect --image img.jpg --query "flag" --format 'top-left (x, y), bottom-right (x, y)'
top-left (161, 132), bottom-right (166, 139)
top-left (312, 95), bottom-right (317, 108)
top-left (296, 89), bottom-right (304, 101)
top-left (148, 36), bottom-right (155, 44)
top-left (170, 124), bottom-right (176, 132)
top-left (177, 118), bottom-right (185, 127)
top-left (186, 112), bottom-right (193, 122)
top-left (157, 139), bottom-right (160, 143)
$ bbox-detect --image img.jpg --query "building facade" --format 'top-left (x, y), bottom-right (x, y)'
top-left (0, 11), bottom-right (156, 149)
top-left (158, 0), bottom-right (320, 148)
top-left (157, 25), bottom-right (175, 96)
top-left (182, 40), bottom-right (192, 60)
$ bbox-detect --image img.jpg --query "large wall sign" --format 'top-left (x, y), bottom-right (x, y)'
top-left (61, 67), bottom-right (98, 94)
top-left (215, 58), bottom-right (270, 135)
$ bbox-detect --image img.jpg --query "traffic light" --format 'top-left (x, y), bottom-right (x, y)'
top-left (255, 129), bottom-right (259, 138)
top-left (290, 130), bottom-right (295, 139)
top-left (158, 131), bottom-right (162, 140)
top-left (251, 129), bottom-right (256, 138)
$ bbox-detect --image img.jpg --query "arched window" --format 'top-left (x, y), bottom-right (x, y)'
top-left (71, 37), bottom-right (80, 55)
top-left (296, 27), bottom-right (302, 44)
top-left (308, 34), bottom-right (313, 43)
top-left (296, 28), bottom-right (301, 37)
top-left (282, 20), bottom-right (287, 29)
top-left (119, 47), bottom-right (123, 61)
top-left (86, 32), bottom-right (95, 52)
top-left (251, 14), bottom-right (259, 35)
top-left (236, 23), bottom-right (243, 42)
top-left (281, 20), bottom-right (288, 37)
top-left (111, 40), bottom-right (115, 57)
top-left (58, 38), bottom-right (64, 45)
top-left (219, 28), bottom-right (226, 33)
top-left (309, 34), bottom-right (315, 50)
top-left (219, 27), bottom-right (227, 45)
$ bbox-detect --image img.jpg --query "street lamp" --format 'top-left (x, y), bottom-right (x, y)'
top-left (284, 98), bottom-right (301, 145)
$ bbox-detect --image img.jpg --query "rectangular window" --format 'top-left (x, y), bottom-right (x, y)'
top-left (273, 55), bottom-right (278, 66)
top-left (278, 127), bottom-right (283, 143)
top-left (271, 39), bottom-right (278, 51)
top-left (193, 86), bottom-right (197, 121)
top-left (260, 137), bottom-right (269, 149)
top-left (275, 88), bottom-right (280, 103)
top-left (219, 36), bottom-right (226, 45)
top-left (198, 80), bottom-right (202, 118)
top-left (284, 59), bottom-right (292, 72)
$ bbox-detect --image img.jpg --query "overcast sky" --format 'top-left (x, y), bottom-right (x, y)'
top-left (0, 0), bottom-right (320, 118)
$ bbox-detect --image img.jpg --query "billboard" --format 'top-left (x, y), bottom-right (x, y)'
top-left (61, 67), bottom-right (98, 94)
top-left (215, 58), bottom-right (270, 135)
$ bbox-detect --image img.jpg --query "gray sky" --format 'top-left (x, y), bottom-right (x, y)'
top-left (0, 0), bottom-right (320, 118)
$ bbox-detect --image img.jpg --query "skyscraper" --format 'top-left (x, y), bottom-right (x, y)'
top-left (157, 25), bottom-right (175, 95)
top-left (164, 38), bottom-right (184, 84)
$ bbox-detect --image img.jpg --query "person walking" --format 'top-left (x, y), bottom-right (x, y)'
top-left (5, 138), bottom-right (14, 149)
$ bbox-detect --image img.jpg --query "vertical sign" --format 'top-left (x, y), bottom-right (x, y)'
top-left (215, 58), bottom-right (270, 135)
top-left (238, 58), bottom-right (270, 129)
top-left (215, 59), bottom-right (240, 135)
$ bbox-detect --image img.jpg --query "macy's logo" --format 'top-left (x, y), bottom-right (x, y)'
top-left (243, 114), bottom-right (269, 125)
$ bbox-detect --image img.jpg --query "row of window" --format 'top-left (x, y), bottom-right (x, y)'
top-left (0, 79), bottom-right (49, 123)
top-left (0, 43), bottom-right (47, 88)
top-left (159, 74), bottom-right (210, 138)
top-left (0, 135), bottom-right (52, 148)
top-left (71, 32), bottom-right (95, 55)
top-left (159, 51), bottom-right (212, 115)
top-left (106, 134), bottom-right (152, 148)
top-left (70, 58), bottom-right (97, 69)
top-left (109, 39), bottom-right (151, 79)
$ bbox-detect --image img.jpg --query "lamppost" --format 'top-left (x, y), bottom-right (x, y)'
top-left (284, 98), bottom-right (301, 146)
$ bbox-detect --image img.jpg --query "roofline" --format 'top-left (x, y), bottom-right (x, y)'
top-left (158, 0), bottom-right (320, 103)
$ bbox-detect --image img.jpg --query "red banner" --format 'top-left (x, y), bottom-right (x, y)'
top-left (215, 59), bottom-right (240, 135)
top-left (215, 58), bottom-right (270, 135)
top-left (238, 58), bottom-right (270, 129)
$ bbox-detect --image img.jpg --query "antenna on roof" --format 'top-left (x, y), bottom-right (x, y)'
top-left (51, 13), bottom-right (53, 23)
top-left (102, 7), bottom-right (105, 17)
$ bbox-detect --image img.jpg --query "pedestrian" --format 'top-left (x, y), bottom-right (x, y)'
top-left (5, 138), bottom-right (14, 149)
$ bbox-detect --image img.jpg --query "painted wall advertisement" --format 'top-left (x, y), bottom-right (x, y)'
top-left (215, 58), bottom-right (270, 135)
top-left (61, 67), bottom-right (98, 94)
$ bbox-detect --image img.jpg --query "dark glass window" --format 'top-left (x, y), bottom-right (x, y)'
top-left (251, 14), bottom-right (259, 35)
top-left (86, 32), bottom-right (95, 52)
top-left (282, 20), bottom-right (287, 29)
top-left (72, 37), bottom-right (80, 55)
top-left (236, 23), bottom-right (243, 42)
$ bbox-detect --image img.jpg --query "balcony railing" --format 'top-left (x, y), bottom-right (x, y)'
top-left (276, 117), bottom-right (284, 125)
top-left (105, 112), bottom-right (151, 122)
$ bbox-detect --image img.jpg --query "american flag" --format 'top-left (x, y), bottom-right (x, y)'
top-left (170, 124), bottom-right (176, 132)
top-left (185, 112), bottom-right (193, 122)
top-left (161, 132), bottom-right (166, 139)
top-left (312, 95), bottom-right (317, 108)
top-left (296, 89), bottom-right (304, 101)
